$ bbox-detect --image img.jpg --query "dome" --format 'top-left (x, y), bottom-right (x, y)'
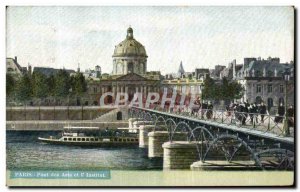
top-left (113, 27), bottom-right (147, 57)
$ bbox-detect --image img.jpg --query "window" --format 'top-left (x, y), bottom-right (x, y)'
top-left (95, 138), bottom-right (99, 141)
top-left (77, 138), bottom-right (81, 141)
top-left (73, 138), bottom-right (76, 141)
top-left (64, 138), bottom-right (67, 141)
top-left (267, 84), bottom-right (273, 93)
top-left (86, 138), bottom-right (90, 141)
top-left (91, 138), bottom-right (94, 141)
top-left (82, 138), bottom-right (86, 141)
top-left (256, 84), bottom-right (262, 93)
top-left (280, 85), bottom-right (284, 93)
top-left (68, 138), bottom-right (72, 141)
top-left (93, 87), bottom-right (97, 93)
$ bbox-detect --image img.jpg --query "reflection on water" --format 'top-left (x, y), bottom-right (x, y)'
top-left (6, 131), bottom-right (162, 170)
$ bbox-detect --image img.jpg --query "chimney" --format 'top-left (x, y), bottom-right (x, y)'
top-left (232, 59), bottom-right (236, 79)
top-left (14, 56), bottom-right (17, 63)
top-left (263, 67), bottom-right (266, 77)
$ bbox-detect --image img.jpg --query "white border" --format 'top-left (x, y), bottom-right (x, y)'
top-left (1, 1), bottom-right (298, 191)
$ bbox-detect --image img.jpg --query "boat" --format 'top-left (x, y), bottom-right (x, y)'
top-left (38, 126), bottom-right (139, 147)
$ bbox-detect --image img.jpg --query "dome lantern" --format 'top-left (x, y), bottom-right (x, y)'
top-left (127, 26), bottom-right (133, 39)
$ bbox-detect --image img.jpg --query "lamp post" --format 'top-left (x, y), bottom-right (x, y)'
top-left (282, 69), bottom-right (290, 136)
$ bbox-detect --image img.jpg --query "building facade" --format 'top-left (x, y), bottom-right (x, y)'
top-left (235, 57), bottom-right (294, 111)
top-left (87, 27), bottom-right (160, 105)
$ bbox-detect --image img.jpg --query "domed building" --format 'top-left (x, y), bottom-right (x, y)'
top-left (112, 27), bottom-right (147, 75)
top-left (87, 27), bottom-right (161, 105)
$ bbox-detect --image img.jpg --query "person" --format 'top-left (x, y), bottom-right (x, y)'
top-left (275, 103), bottom-right (285, 123)
top-left (242, 102), bottom-right (249, 125)
top-left (202, 101), bottom-right (208, 119)
top-left (259, 102), bottom-right (267, 123)
top-left (252, 103), bottom-right (258, 123)
top-left (206, 101), bottom-right (213, 119)
top-left (287, 105), bottom-right (294, 128)
top-left (248, 104), bottom-right (254, 124)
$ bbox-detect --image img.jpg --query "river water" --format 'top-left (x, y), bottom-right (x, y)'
top-left (6, 131), bottom-right (162, 171)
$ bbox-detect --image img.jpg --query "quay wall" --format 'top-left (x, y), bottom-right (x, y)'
top-left (6, 107), bottom-right (113, 121)
top-left (6, 121), bottom-right (128, 131)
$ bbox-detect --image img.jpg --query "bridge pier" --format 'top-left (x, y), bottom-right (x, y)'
top-left (162, 141), bottom-right (199, 169)
top-left (139, 125), bottom-right (155, 148)
top-left (148, 131), bottom-right (187, 158)
top-left (190, 160), bottom-right (257, 171)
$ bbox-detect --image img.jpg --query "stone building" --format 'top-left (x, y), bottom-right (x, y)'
top-left (87, 27), bottom-right (161, 105)
top-left (6, 56), bottom-right (29, 77)
top-left (235, 57), bottom-right (294, 111)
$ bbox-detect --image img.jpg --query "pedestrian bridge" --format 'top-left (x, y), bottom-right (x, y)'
top-left (129, 106), bottom-right (294, 170)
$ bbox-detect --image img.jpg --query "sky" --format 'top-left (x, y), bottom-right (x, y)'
top-left (6, 6), bottom-right (294, 74)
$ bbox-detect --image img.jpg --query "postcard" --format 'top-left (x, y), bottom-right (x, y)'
top-left (6, 6), bottom-right (295, 187)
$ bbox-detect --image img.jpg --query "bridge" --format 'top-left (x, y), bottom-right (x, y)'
top-left (129, 106), bottom-right (294, 171)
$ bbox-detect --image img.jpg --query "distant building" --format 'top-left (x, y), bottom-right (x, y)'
top-left (178, 61), bottom-right (185, 78)
top-left (219, 59), bottom-right (242, 80)
top-left (195, 68), bottom-right (210, 80)
top-left (83, 65), bottom-right (102, 80)
top-left (210, 65), bottom-right (226, 79)
top-left (235, 57), bottom-right (294, 111)
top-left (6, 56), bottom-right (29, 77)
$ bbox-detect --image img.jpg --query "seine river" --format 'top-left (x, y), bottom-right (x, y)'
top-left (6, 131), bottom-right (162, 171)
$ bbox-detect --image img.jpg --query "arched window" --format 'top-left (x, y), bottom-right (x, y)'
top-left (117, 111), bottom-right (122, 120)
top-left (279, 97), bottom-right (284, 105)
top-left (128, 63), bottom-right (133, 73)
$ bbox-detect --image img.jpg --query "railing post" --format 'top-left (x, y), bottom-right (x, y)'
top-left (267, 115), bottom-right (270, 131)
top-left (221, 111), bottom-right (224, 123)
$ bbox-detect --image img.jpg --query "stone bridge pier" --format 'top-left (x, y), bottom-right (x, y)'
top-left (148, 131), bottom-right (187, 158)
top-left (139, 125), bottom-right (155, 148)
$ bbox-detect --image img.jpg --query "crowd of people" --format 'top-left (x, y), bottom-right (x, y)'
top-left (166, 99), bottom-right (294, 128)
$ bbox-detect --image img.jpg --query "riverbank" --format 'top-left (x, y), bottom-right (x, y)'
top-left (6, 120), bottom-right (128, 131)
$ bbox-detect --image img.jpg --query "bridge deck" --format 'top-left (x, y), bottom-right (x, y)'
top-left (135, 107), bottom-right (294, 145)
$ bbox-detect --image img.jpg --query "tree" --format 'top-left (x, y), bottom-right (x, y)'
top-left (228, 81), bottom-right (244, 101)
top-left (54, 69), bottom-right (71, 97)
top-left (6, 74), bottom-right (16, 97)
top-left (202, 76), bottom-right (216, 100)
top-left (47, 74), bottom-right (55, 96)
top-left (202, 76), bottom-right (244, 102)
top-left (71, 72), bottom-right (87, 96)
top-left (32, 71), bottom-right (49, 98)
top-left (15, 73), bottom-right (32, 102)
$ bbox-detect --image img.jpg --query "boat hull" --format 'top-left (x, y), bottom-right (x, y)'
top-left (38, 137), bottom-right (138, 147)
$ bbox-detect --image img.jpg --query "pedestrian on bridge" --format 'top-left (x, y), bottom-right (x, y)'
top-left (287, 105), bottom-right (294, 128)
top-left (252, 103), bottom-right (259, 123)
top-left (275, 103), bottom-right (285, 123)
top-left (259, 102), bottom-right (267, 123)
top-left (201, 101), bottom-right (208, 119)
top-left (241, 102), bottom-right (248, 125)
top-left (206, 101), bottom-right (213, 119)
